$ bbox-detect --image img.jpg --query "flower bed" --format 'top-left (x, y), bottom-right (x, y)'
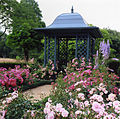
top-left (0, 58), bottom-right (119, 119)
top-left (0, 64), bottom-right (54, 99)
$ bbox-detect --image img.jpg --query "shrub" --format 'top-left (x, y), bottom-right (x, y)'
top-left (28, 59), bottom-right (58, 81)
top-left (0, 62), bottom-right (26, 69)
top-left (42, 59), bottom-right (120, 119)
top-left (107, 58), bottom-right (120, 76)
top-left (0, 65), bottom-right (35, 91)
top-left (0, 91), bottom-right (33, 119)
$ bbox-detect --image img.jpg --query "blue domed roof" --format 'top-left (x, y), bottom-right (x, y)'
top-left (35, 12), bottom-right (103, 38)
top-left (48, 13), bottom-right (88, 28)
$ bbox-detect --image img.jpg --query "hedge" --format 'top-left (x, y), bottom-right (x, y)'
top-left (0, 62), bottom-right (27, 69)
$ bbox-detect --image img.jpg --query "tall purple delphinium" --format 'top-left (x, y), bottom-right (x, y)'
top-left (99, 40), bottom-right (110, 64)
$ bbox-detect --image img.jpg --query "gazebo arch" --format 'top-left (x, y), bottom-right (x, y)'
top-left (35, 8), bottom-right (103, 69)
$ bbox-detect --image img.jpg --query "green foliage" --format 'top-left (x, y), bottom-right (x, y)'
top-left (22, 80), bottom-right (53, 92)
top-left (0, 0), bottom-right (18, 30)
top-left (5, 0), bottom-right (45, 61)
top-left (0, 62), bottom-right (26, 69)
top-left (28, 60), bottom-right (57, 81)
top-left (5, 94), bottom-right (33, 119)
top-left (16, 56), bottom-right (21, 60)
top-left (0, 86), bottom-right (9, 99)
top-left (107, 59), bottom-right (120, 77)
top-left (50, 76), bottom-right (71, 109)
top-left (68, 40), bottom-right (76, 61)
top-left (95, 29), bottom-right (111, 51)
top-left (107, 29), bottom-right (120, 58)
top-left (7, 23), bottom-right (32, 50)
top-left (0, 31), bottom-right (13, 58)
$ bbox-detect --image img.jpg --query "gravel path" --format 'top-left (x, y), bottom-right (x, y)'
top-left (23, 85), bottom-right (52, 101)
top-left (0, 85), bottom-right (52, 118)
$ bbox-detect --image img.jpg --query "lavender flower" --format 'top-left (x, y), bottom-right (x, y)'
top-left (100, 40), bottom-right (110, 64)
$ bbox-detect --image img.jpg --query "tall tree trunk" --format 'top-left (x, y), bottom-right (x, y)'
top-left (24, 48), bottom-right (29, 62)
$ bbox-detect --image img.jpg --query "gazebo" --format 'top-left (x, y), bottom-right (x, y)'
top-left (35, 8), bottom-right (103, 69)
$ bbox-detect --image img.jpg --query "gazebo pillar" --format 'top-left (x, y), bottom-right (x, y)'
top-left (47, 36), bottom-right (50, 62)
top-left (75, 35), bottom-right (78, 58)
top-left (54, 36), bottom-right (57, 69)
top-left (86, 34), bottom-right (90, 62)
top-left (44, 35), bottom-right (47, 67)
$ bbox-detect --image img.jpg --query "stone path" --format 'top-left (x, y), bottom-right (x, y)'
top-left (23, 85), bottom-right (52, 101)
top-left (0, 85), bottom-right (52, 118)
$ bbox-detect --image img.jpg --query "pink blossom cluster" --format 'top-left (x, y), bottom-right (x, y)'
top-left (44, 98), bottom-right (69, 119)
top-left (62, 58), bottom-right (119, 94)
top-left (0, 65), bottom-right (33, 90)
top-left (67, 83), bottom-right (120, 119)
top-left (31, 59), bottom-right (57, 80)
top-left (0, 91), bottom-right (18, 119)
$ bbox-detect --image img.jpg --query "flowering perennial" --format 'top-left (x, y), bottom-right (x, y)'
top-left (0, 65), bottom-right (33, 90)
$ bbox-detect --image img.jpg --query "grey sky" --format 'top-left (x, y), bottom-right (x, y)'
top-left (36, 0), bottom-right (120, 32)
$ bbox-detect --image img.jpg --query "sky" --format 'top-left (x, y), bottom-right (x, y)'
top-left (35, 0), bottom-right (120, 32)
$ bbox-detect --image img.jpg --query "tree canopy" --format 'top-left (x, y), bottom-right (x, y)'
top-left (5, 0), bottom-right (45, 61)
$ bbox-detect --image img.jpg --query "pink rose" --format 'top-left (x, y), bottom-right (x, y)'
top-left (92, 102), bottom-right (104, 113)
top-left (84, 101), bottom-right (89, 107)
top-left (75, 110), bottom-right (82, 115)
top-left (78, 93), bottom-right (85, 100)
top-left (44, 108), bottom-right (50, 114)
top-left (61, 108), bottom-right (69, 117)
top-left (55, 103), bottom-right (63, 112)
top-left (47, 111), bottom-right (55, 119)
top-left (113, 100), bottom-right (120, 108)
top-left (108, 93), bottom-right (116, 101)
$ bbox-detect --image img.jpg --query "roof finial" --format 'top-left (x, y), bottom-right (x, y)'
top-left (71, 6), bottom-right (74, 13)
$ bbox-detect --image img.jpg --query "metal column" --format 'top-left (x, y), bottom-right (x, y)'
top-left (54, 36), bottom-right (57, 69)
top-left (44, 35), bottom-right (47, 67)
top-left (75, 35), bottom-right (78, 58)
top-left (86, 34), bottom-right (90, 62)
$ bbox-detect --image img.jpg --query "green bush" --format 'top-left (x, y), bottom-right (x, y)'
top-left (5, 94), bottom-right (33, 119)
top-left (16, 56), bottom-right (21, 60)
top-left (0, 62), bottom-right (26, 69)
top-left (0, 86), bottom-right (9, 99)
top-left (107, 59), bottom-right (120, 76)
top-left (22, 80), bottom-right (54, 91)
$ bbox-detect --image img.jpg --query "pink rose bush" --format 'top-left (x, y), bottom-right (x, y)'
top-left (44, 100), bottom-right (69, 119)
top-left (29, 59), bottom-right (58, 80)
top-left (0, 65), bottom-right (34, 91)
top-left (49, 82), bottom-right (120, 119)
top-left (0, 57), bottom-right (119, 118)
top-left (49, 58), bottom-right (120, 119)
top-left (0, 91), bottom-right (18, 119)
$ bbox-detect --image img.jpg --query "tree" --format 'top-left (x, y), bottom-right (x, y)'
top-left (0, 31), bottom-right (12, 58)
top-left (0, 0), bottom-right (18, 35)
top-left (7, 23), bottom-right (32, 61)
top-left (6, 0), bottom-right (45, 61)
top-left (106, 29), bottom-right (120, 58)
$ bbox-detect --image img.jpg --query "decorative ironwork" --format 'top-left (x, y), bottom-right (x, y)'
top-left (76, 34), bottom-right (89, 60)
top-left (44, 36), bottom-right (57, 67)
top-left (58, 38), bottom-right (68, 67)
top-left (44, 33), bottom-right (96, 69)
